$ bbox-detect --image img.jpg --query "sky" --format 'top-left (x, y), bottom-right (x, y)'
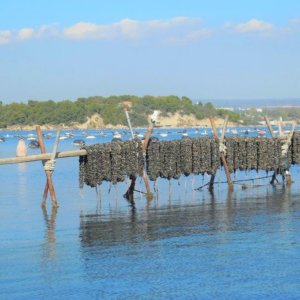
top-left (0, 0), bottom-right (300, 103)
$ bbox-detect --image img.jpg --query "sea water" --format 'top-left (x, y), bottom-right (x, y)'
top-left (1, 129), bottom-right (300, 299)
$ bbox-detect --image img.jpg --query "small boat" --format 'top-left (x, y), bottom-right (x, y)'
top-left (182, 129), bottom-right (188, 137)
top-left (59, 136), bottom-right (68, 140)
top-left (28, 140), bottom-right (40, 149)
top-left (73, 139), bottom-right (85, 147)
top-left (113, 132), bottom-right (122, 139)
top-left (159, 132), bottom-right (168, 138)
top-left (65, 132), bottom-right (74, 138)
top-left (44, 133), bottom-right (52, 139)
top-left (135, 132), bottom-right (144, 139)
top-left (27, 134), bottom-right (37, 141)
top-left (201, 130), bottom-right (208, 136)
top-left (258, 130), bottom-right (266, 136)
top-left (231, 129), bottom-right (238, 135)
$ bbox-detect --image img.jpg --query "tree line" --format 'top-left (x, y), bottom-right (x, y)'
top-left (0, 95), bottom-right (241, 128)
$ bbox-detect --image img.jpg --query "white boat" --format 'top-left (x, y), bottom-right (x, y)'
top-left (136, 133), bottom-right (144, 139)
top-left (159, 132), bottom-right (168, 137)
top-left (27, 134), bottom-right (37, 141)
top-left (73, 139), bottom-right (85, 146)
top-left (182, 129), bottom-right (188, 137)
top-left (201, 130), bottom-right (208, 136)
top-left (113, 132), bottom-right (122, 139)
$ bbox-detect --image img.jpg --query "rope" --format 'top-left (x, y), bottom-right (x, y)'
top-left (194, 174), bottom-right (273, 190)
top-left (219, 141), bottom-right (227, 155)
top-left (44, 159), bottom-right (56, 173)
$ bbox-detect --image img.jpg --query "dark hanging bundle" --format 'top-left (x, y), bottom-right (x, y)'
top-left (246, 137), bottom-right (258, 171)
top-left (79, 143), bottom-right (111, 188)
top-left (180, 137), bottom-right (193, 176)
top-left (210, 137), bottom-right (220, 174)
top-left (192, 138), bottom-right (202, 175)
top-left (257, 138), bottom-right (269, 170)
top-left (292, 132), bottom-right (300, 164)
top-left (200, 137), bottom-right (212, 174)
top-left (146, 138), bottom-right (161, 181)
top-left (79, 139), bottom-right (144, 188)
top-left (224, 137), bottom-right (235, 173)
top-left (237, 137), bottom-right (247, 171)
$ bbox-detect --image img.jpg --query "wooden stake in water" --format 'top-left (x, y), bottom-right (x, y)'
top-left (36, 126), bottom-right (60, 209)
top-left (209, 117), bottom-right (233, 191)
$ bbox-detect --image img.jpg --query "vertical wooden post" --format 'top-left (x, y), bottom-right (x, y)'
top-left (36, 126), bottom-right (60, 208)
top-left (36, 126), bottom-right (50, 202)
top-left (278, 117), bottom-right (284, 137)
top-left (209, 116), bottom-right (228, 192)
top-left (123, 109), bottom-right (153, 200)
top-left (210, 117), bottom-right (233, 190)
top-left (264, 116), bottom-right (275, 138)
top-left (142, 120), bottom-right (154, 200)
top-left (264, 116), bottom-right (279, 184)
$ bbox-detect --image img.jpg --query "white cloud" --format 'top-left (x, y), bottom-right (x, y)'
top-left (234, 19), bottom-right (273, 33)
top-left (0, 30), bottom-right (12, 44)
top-left (63, 17), bottom-right (209, 44)
top-left (18, 28), bottom-right (35, 40)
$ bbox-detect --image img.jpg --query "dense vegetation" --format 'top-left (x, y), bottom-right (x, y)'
top-left (0, 96), bottom-right (241, 128)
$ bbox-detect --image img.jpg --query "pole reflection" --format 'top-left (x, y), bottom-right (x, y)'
top-left (79, 185), bottom-right (295, 250)
top-left (41, 206), bottom-right (57, 262)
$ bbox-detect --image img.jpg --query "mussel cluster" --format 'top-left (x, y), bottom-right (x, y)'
top-left (224, 137), bottom-right (284, 172)
top-left (79, 132), bottom-right (300, 188)
top-left (292, 132), bottom-right (300, 164)
top-left (146, 137), bottom-right (220, 180)
top-left (79, 139), bottom-right (143, 188)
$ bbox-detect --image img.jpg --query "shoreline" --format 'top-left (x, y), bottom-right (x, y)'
top-left (0, 115), bottom-right (241, 132)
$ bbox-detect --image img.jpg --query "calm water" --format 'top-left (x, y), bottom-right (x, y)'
top-left (1, 129), bottom-right (300, 299)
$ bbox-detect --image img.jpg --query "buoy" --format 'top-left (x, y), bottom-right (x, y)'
top-left (16, 137), bottom-right (27, 157)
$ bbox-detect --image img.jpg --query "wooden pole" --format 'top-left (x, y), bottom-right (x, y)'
top-left (123, 108), bottom-right (153, 200)
top-left (46, 130), bottom-right (61, 208)
top-left (36, 126), bottom-right (51, 204)
top-left (264, 116), bottom-right (279, 183)
top-left (0, 149), bottom-right (87, 165)
top-left (124, 108), bottom-right (135, 139)
top-left (36, 126), bottom-right (60, 209)
top-left (142, 120), bottom-right (154, 200)
top-left (209, 116), bottom-right (228, 192)
top-left (278, 117), bottom-right (283, 137)
top-left (209, 117), bottom-right (233, 190)
top-left (264, 116), bottom-right (275, 138)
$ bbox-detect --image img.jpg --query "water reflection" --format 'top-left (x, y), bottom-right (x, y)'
top-left (79, 185), bottom-right (297, 249)
top-left (17, 163), bottom-right (27, 197)
top-left (41, 207), bottom-right (57, 261)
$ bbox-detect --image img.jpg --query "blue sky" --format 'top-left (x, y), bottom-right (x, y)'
top-left (1, 0), bottom-right (300, 103)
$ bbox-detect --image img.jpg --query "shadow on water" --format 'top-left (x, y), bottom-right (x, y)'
top-left (79, 184), bottom-right (298, 249)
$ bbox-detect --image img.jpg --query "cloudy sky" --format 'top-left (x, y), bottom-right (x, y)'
top-left (1, 0), bottom-right (300, 103)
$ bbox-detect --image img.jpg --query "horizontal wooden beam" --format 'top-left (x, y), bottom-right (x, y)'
top-left (0, 149), bottom-right (87, 165)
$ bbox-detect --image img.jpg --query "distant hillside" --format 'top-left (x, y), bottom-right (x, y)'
top-left (200, 98), bottom-right (300, 108)
top-left (0, 95), bottom-right (240, 129)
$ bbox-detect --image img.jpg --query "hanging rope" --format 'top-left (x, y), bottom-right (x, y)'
top-left (44, 159), bottom-right (56, 173)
